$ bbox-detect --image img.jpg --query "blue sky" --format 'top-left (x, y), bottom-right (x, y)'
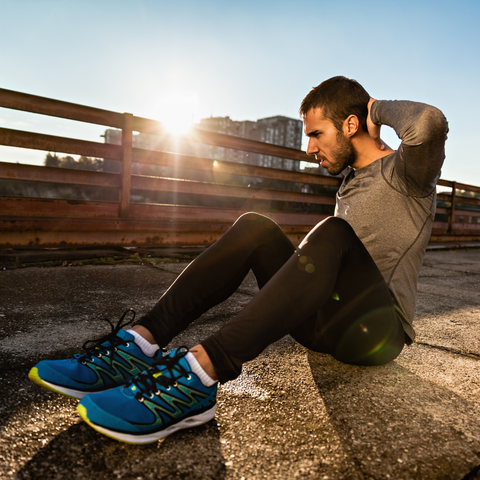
top-left (1, 0), bottom-right (479, 186)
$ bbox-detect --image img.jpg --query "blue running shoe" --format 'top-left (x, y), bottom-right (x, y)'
top-left (28, 309), bottom-right (164, 399)
top-left (77, 348), bottom-right (218, 444)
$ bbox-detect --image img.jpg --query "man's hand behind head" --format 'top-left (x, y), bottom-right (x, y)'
top-left (367, 98), bottom-right (386, 151)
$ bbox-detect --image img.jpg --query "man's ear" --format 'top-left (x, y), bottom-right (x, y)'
top-left (342, 115), bottom-right (359, 137)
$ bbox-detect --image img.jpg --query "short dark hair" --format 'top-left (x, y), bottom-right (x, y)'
top-left (299, 76), bottom-right (370, 132)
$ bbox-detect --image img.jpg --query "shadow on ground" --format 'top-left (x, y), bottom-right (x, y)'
top-left (16, 420), bottom-right (225, 480)
top-left (308, 351), bottom-right (480, 479)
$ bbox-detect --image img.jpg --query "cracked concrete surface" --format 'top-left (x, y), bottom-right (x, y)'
top-left (1, 248), bottom-right (480, 479)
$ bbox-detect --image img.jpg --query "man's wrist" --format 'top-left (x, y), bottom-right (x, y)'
top-left (369, 99), bottom-right (380, 126)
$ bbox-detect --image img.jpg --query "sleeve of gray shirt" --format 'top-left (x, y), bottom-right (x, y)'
top-left (370, 100), bottom-right (449, 196)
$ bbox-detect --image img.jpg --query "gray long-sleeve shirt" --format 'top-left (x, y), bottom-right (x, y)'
top-left (334, 100), bottom-right (448, 342)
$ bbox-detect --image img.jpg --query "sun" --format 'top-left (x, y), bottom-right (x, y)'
top-left (155, 90), bottom-right (199, 136)
top-left (165, 111), bottom-right (194, 136)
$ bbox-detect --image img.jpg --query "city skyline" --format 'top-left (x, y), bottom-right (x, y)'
top-left (1, 0), bottom-right (479, 186)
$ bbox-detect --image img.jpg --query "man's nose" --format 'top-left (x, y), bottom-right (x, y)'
top-left (306, 139), bottom-right (318, 156)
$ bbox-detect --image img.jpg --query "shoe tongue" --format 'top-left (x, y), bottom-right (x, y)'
top-left (116, 329), bottom-right (135, 341)
top-left (175, 355), bottom-right (191, 374)
top-left (169, 348), bottom-right (191, 369)
top-left (122, 349), bottom-right (191, 398)
top-left (153, 349), bottom-right (191, 380)
top-left (166, 347), bottom-right (188, 359)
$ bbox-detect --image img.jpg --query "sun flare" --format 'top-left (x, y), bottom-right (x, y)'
top-left (155, 90), bottom-right (199, 137)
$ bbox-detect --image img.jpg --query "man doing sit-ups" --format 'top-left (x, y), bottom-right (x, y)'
top-left (29, 76), bottom-right (448, 444)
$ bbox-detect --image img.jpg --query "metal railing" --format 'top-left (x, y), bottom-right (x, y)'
top-left (434, 179), bottom-right (480, 241)
top-left (0, 88), bottom-right (479, 248)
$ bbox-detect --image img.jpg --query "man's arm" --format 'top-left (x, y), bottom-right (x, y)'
top-left (367, 99), bottom-right (448, 195)
top-left (367, 98), bottom-right (386, 151)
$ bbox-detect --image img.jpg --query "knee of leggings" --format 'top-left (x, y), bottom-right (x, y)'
top-left (300, 216), bottom-right (356, 248)
top-left (234, 212), bottom-right (279, 233)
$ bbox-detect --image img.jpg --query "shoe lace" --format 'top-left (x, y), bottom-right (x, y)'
top-left (78, 308), bottom-right (137, 366)
top-left (130, 347), bottom-right (190, 401)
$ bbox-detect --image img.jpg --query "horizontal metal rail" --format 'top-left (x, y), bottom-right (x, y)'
top-left (129, 176), bottom-right (336, 205)
top-left (1, 169), bottom-right (339, 214)
top-left (438, 178), bottom-right (480, 194)
top-left (0, 127), bottom-right (122, 160)
top-left (0, 88), bottom-right (124, 128)
top-left (132, 149), bottom-right (341, 187)
top-left (0, 162), bottom-right (336, 205)
top-left (0, 133), bottom-right (339, 187)
top-left (0, 196), bottom-right (321, 224)
top-left (0, 162), bottom-right (120, 188)
top-left (437, 193), bottom-right (480, 207)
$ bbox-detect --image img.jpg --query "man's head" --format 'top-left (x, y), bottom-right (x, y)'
top-left (299, 76), bottom-right (370, 133)
top-left (300, 76), bottom-right (370, 175)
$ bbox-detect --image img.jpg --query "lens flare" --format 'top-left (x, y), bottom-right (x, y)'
top-left (298, 255), bottom-right (315, 273)
top-left (152, 90), bottom-right (199, 137)
top-left (334, 307), bottom-right (397, 362)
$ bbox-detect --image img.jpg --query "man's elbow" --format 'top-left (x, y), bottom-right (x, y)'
top-left (416, 107), bottom-right (449, 144)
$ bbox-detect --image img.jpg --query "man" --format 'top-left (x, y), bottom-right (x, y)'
top-left (29, 76), bottom-right (448, 444)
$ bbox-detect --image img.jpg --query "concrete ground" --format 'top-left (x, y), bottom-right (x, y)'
top-left (1, 248), bottom-right (480, 479)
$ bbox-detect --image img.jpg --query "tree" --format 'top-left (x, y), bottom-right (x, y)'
top-left (44, 153), bottom-right (103, 171)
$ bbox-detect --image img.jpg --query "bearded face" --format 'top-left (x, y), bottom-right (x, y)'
top-left (304, 107), bottom-right (359, 175)
top-left (326, 130), bottom-right (357, 176)
top-left (304, 108), bottom-right (358, 176)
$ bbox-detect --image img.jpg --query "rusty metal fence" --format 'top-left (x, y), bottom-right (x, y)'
top-left (0, 88), bottom-right (479, 248)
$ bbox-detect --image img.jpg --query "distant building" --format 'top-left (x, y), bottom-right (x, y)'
top-left (197, 115), bottom-right (303, 172)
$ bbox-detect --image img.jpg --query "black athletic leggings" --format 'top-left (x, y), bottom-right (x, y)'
top-left (135, 213), bottom-right (406, 383)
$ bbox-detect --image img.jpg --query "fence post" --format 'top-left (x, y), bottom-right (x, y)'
top-left (448, 181), bottom-right (457, 233)
top-left (119, 112), bottom-right (133, 218)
